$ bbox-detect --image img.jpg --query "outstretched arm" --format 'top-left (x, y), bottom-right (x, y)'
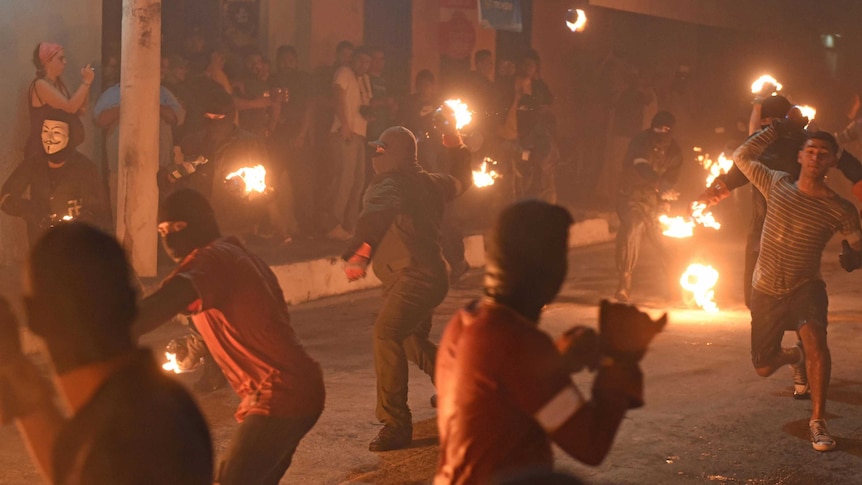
top-left (132, 276), bottom-right (199, 339)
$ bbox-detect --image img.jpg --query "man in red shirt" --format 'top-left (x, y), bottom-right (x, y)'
top-left (435, 200), bottom-right (665, 484)
top-left (133, 188), bottom-right (325, 485)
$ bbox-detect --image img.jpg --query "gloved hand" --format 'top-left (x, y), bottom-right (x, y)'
top-left (839, 239), bottom-right (862, 272)
top-left (556, 326), bottom-right (601, 373)
top-left (345, 242), bottom-right (372, 282)
top-left (772, 114), bottom-right (808, 137)
top-left (598, 300), bottom-right (667, 363)
top-left (697, 178), bottom-right (731, 207)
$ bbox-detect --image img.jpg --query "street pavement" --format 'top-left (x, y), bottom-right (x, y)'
top-left (3, 230), bottom-right (862, 484)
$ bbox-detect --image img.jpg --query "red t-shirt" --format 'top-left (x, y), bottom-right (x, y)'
top-left (169, 237), bottom-right (325, 421)
top-left (435, 301), bottom-right (582, 485)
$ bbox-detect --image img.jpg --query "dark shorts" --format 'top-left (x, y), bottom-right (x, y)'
top-left (750, 280), bottom-right (828, 368)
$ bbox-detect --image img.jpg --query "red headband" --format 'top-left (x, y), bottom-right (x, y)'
top-left (38, 42), bottom-right (63, 66)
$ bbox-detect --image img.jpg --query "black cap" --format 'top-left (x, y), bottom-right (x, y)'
top-left (650, 111), bottom-right (676, 130)
top-left (761, 95), bottom-right (792, 120)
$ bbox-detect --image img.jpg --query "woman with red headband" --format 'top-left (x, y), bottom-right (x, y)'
top-left (25, 42), bottom-right (95, 158)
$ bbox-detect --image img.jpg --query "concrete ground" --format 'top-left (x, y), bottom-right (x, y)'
top-left (3, 229), bottom-right (862, 484)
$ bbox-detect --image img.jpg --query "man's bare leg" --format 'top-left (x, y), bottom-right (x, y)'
top-left (799, 323), bottom-right (830, 420)
top-left (754, 345), bottom-right (801, 378)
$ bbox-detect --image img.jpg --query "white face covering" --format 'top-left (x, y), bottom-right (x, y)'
top-left (41, 120), bottom-right (70, 155)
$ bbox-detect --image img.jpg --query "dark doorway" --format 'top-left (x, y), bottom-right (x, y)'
top-left (495, 0), bottom-right (533, 66)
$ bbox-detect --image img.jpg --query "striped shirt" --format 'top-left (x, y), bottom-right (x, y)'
top-left (733, 127), bottom-right (862, 296)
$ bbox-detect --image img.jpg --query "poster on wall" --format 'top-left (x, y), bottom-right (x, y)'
top-left (439, 0), bottom-right (478, 61)
top-left (477, 0), bottom-right (523, 32)
top-left (221, 0), bottom-right (260, 51)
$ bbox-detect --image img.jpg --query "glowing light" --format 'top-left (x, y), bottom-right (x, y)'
top-left (443, 99), bottom-right (473, 130)
top-left (659, 214), bottom-right (695, 238)
top-left (566, 8), bottom-right (587, 32)
top-left (680, 264), bottom-right (719, 312)
top-left (797, 105), bottom-right (816, 121)
top-left (225, 165), bottom-right (268, 194)
top-left (61, 215), bottom-right (74, 221)
top-left (703, 152), bottom-right (734, 188)
top-left (690, 202), bottom-right (720, 230)
top-left (472, 157), bottom-right (500, 188)
top-left (162, 352), bottom-right (181, 374)
top-left (751, 75), bottom-right (783, 94)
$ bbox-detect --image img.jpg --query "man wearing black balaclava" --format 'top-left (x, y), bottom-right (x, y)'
top-left (435, 200), bottom-right (665, 484)
top-left (341, 111), bottom-right (472, 452)
top-left (614, 111), bottom-right (682, 303)
top-left (132, 188), bottom-right (325, 485)
top-left (1, 108), bottom-right (109, 245)
top-left (172, 88), bottom-right (289, 243)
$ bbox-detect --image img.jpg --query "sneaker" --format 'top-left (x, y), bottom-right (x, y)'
top-left (809, 419), bottom-right (837, 451)
top-left (791, 341), bottom-right (810, 400)
top-left (368, 424), bottom-right (412, 452)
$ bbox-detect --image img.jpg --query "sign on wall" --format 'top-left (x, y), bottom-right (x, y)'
top-left (477, 0), bottom-right (523, 32)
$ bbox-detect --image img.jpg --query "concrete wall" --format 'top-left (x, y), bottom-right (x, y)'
top-left (0, 1), bottom-right (102, 265)
top-left (308, 0), bottom-right (364, 70)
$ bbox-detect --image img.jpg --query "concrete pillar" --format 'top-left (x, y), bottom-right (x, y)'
top-left (118, 0), bottom-right (161, 276)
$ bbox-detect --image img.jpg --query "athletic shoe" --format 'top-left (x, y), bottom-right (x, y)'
top-left (809, 419), bottom-right (837, 451)
top-left (791, 341), bottom-right (809, 400)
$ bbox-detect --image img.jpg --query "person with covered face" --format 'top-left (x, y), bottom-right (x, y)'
top-left (732, 123), bottom-right (862, 452)
top-left (132, 188), bottom-right (325, 485)
top-left (434, 200), bottom-right (665, 484)
top-left (341, 114), bottom-right (472, 451)
top-left (172, 88), bottom-right (289, 243)
top-left (614, 111), bottom-right (682, 303)
top-left (0, 223), bottom-right (212, 485)
top-left (1, 109), bottom-right (109, 245)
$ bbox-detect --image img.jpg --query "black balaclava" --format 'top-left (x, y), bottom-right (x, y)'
top-left (158, 188), bottom-right (221, 261)
top-left (484, 200), bottom-right (574, 322)
top-left (368, 126), bottom-right (422, 175)
top-left (202, 89), bottom-right (237, 147)
top-left (41, 109), bottom-right (83, 163)
top-left (649, 110), bottom-right (676, 147)
top-left (760, 95), bottom-right (792, 126)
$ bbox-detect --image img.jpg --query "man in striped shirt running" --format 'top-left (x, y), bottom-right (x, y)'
top-left (733, 122), bottom-right (862, 452)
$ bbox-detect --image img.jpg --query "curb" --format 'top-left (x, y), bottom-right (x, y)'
top-left (273, 218), bottom-right (614, 305)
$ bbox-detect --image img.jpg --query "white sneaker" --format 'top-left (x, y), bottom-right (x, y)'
top-left (809, 419), bottom-right (837, 452)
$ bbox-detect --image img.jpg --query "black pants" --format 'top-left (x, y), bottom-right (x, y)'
top-left (218, 413), bottom-right (320, 485)
top-left (374, 267), bottom-right (448, 428)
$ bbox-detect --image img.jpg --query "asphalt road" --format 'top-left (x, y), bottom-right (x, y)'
top-left (3, 231), bottom-right (862, 484)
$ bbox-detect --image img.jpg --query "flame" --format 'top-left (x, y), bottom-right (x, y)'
top-left (225, 165), bottom-right (268, 194)
top-left (566, 9), bottom-right (587, 32)
top-left (751, 75), bottom-right (783, 94)
top-left (162, 352), bottom-right (181, 374)
top-left (703, 152), bottom-right (734, 188)
top-left (61, 215), bottom-right (74, 221)
top-left (472, 157), bottom-right (500, 188)
top-left (680, 264), bottom-right (719, 312)
top-left (691, 202), bottom-right (721, 230)
top-left (443, 99), bottom-right (473, 130)
top-left (659, 214), bottom-right (695, 238)
top-left (797, 105), bottom-right (816, 120)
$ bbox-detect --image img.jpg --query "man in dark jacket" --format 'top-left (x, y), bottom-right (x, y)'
top-left (1, 109), bottom-right (109, 244)
top-left (342, 118), bottom-right (472, 452)
top-left (615, 111), bottom-right (683, 303)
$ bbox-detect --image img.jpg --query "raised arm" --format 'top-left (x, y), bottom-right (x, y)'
top-left (732, 126), bottom-right (781, 197)
top-left (132, 276), bottom-right (199, 339)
